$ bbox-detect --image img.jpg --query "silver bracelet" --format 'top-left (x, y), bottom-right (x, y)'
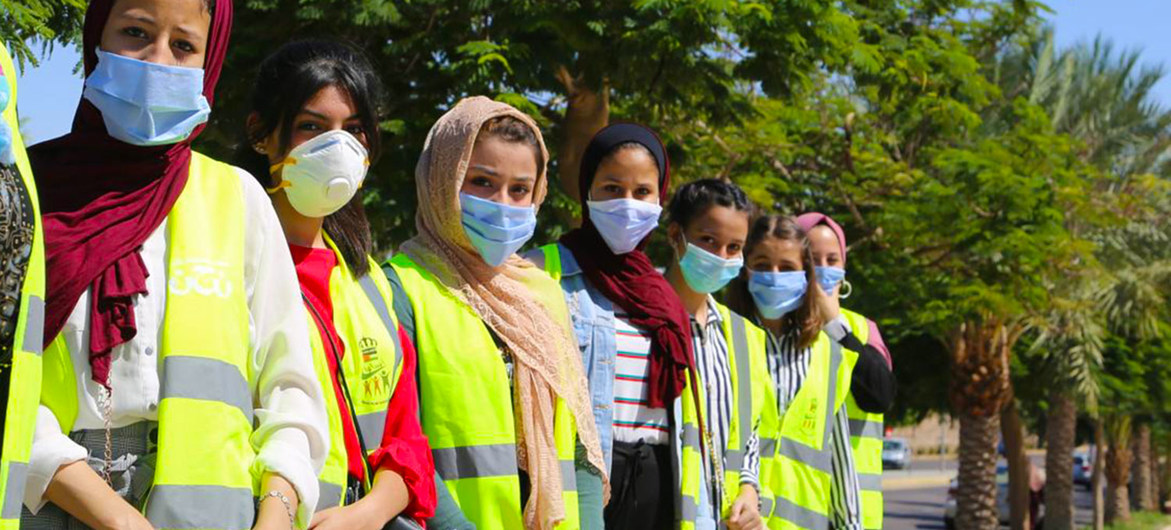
top-left (262, 490), bottom-right (296, 529)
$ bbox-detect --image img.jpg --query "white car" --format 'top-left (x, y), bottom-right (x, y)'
top-left (882, 438), bottom-right (913, 470)
top-left (943, 464), bottom-right (1042, 528)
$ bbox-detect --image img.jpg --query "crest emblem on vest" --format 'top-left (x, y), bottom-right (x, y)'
top-left (169, 259), bottom-right (234, 298)
top-left (800, 397), bottom-right (819, 436)
top-left (359, 336), bottom-right (390, 405)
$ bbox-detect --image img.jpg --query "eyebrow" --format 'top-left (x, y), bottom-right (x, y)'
top-left (118, 12), bottom-right (158, 26)
top-left (296, 110), bottom-right (361, 121)
top-left (469, 165), bottom-right (498, 176)
top-left (173, 24), bottom-right (206, 39)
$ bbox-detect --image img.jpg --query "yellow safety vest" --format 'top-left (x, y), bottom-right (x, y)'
top-left (767, 332), bottom-right (858, 530)
top-left (389, 253), bottom-right (581, 529)
top-left (306, 237), bottom-right (405, 511)
top-left (0, 43), bottom-right (45, 530)
top-left (41, 153), bottom-right (258, 530)
top-left (840, 309), bottom-right (884, 530)
top-left (677, 302), bottom-right (776, 529)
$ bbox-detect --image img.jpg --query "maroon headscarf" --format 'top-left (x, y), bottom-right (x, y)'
top-left (33, 0), bottom-right (234, 387)
top-left (795, 212), bottom-right (847, 266)
top-left (560, 123), bottom-right (694, 409)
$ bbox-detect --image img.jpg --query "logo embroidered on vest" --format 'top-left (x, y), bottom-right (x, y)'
top-left (169, 259), bottom-right (235, 298)
top-left (800, 396), bottom-right (819, 436)
top-left (359, 336), bottom-right (390, 405)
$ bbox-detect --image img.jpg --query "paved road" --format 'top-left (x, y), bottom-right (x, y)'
top-left (884, 455), bottom-right (1094, 530)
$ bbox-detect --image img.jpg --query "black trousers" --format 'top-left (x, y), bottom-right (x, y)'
top-left (605, 440), bottom-right (674, 530)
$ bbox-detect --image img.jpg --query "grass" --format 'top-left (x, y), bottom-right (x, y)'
top-left (1083, 511), bottom-right (1171, 529)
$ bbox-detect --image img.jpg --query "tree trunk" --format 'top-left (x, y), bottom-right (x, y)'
top-left (1093, 420), bottom-right (1105, 530)
top-left (554, 66), bottom-right (609, 205)
top-left (949, 319), bottom-right (1016, 530)
top-left (1044, 390), bottom-right (1077, 530)
top-left (1131, 422), bottom-right (1154, 510)
top-left (1105, 415), bottom-right (1133, 523)
top-left (1002, 399), bottom-right (1032, 530)
top-left (1153, 441), bottom-right (1165, 510)
top-left (958, 413), bottom-right (1002, 530)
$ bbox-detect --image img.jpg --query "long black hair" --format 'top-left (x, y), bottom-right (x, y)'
top-left (235, 39), bottom-right (383, 276)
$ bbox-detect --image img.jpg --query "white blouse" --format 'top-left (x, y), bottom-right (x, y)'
top-left (25, 167), bottom-right (329, 523)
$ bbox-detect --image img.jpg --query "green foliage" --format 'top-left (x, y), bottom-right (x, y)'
top-left (0, 0), bottom-right (84, 69)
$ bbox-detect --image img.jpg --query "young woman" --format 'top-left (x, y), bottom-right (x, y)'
top-left (237, 40), bottom-right (436, 529)
top-left (382, 97), bottom-right (607, 529)
top-left (794, 213), bottom-right (895, 530)
top-left (26, 1), bottom-right (328, 529)
top-left (725, 215), bottom-right (870, 530)
top-left (663, 179), bottom-right (775, 530)
top-left (526, 123), bottom-right (694, 529)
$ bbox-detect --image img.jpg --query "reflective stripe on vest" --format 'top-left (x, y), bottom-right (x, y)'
top-left (840, 309), bottom-right (884, 530)
top-left (310, 240), bottom-right (406, 510)
top-left (0, 41), bottom-right (45, 530)
top-left (390, 253), bottom-right (581, 529)
top-left (39, 153), bottom-right (256, 530)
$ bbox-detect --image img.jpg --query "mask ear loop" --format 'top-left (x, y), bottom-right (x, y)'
top-left (839, 279), bottom-right (853, 300)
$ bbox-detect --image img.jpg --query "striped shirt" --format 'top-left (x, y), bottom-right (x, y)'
top-left (612, 312), bottom-right (670, 444)
top-left (765, 323), bottom-right (863, 530)
top-left (691, 297), bottom-right (760, 508)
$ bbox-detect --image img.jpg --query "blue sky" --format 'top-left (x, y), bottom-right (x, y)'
top-left (13, 1), bottom-right (1171, 145)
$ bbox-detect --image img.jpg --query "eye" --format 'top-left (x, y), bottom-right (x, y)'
top-left (700, 236), bottom-right (716, 245)
top-left (728, 244), bottom-right (743, 254)
top-left (122, 26), bottom-right (149, 40)
top-left (345, 125), bottom-right (365, 137)
top-left (603, 184), bottom-right (622, 194)
top-left (635, 187), bottom-right (652, 197)
top-left (469, 176), bottom-right (494, 189)
top-left (509, 184), bottom-right (531, 196)
top-left (297, 121), bottom-right (322, 132)
top-left (173, 39), bottom-right (196, 54)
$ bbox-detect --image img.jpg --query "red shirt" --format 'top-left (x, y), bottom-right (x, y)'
top-left (291, 245), bottom-right (436, 520)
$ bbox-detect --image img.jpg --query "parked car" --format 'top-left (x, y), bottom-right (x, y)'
top-left (943, 464), bottom-right (1044, 529)
top-left (882, 438), bottom-right (912, 470)
top-left (1073, 451), bottom-right (1093, 489)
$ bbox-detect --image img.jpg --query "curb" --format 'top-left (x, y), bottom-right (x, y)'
top-left (883, 474), bottom-right (953, 491)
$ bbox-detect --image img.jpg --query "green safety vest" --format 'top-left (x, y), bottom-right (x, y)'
top-left (840, 309), bottom-right (884, 530)
top-left (676, 301), bottom-right (776, 529)
top-left (41, 153), bottom-right (259, 530)
top-left (0, 43), bottom-right (45, 530)
top-left (306, 236), bottom-right (405, 510)
top-left (767, 332), bottom-right (858, 530)
top-left (389, 253), bottom-right (581, 529)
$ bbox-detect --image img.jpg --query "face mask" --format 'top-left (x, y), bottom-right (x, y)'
top-left (460, 192), bottom-right (537, 267)
top-left (268, 130), bottom-right (369, 217)
top-left (587, 198), bottom-right (662, 255)
top-left (82, 49), bottom-right (210, 146)
top-left (0, 71), bottom-right (11, 165)
top-left (749, 271), bottom-right (807, 320)
top-left (815, 266), bottom-right (846, 296)
top-left (677, 240), bottom-right (743, 294)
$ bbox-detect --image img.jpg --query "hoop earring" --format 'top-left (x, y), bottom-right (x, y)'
top-left (839, 280), bottom-right (853, 300)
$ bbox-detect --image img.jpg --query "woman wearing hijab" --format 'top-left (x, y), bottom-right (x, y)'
top-left (793, 213), bottom-right (895, 530)
top-left (237, 40), bottom-right (436, 529)
top-left (525, 123), bottom-right (694, 529)
top-left (382, 96), bottom-right (607, 529)
top-left (26, 1), bottom-right (328, 529)
top-left (662, 179), bottom-right (776, 530)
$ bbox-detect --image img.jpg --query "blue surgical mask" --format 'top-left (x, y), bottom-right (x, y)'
top-left (815, 266), bottom-right (846, 295)
top-left (749, 271), bottom-right (807, 320)
top-left (460, 192), bottom-right (537, 267)
top-left (0, 70), bottom-right (12, 166)
top-left (82, 49), bottom-right (210, 146)
top-left (587, 198), bottom-right (662, 255)
top-left (677, 240), bottom-right (743, 294)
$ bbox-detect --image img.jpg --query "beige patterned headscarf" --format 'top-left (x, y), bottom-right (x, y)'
top-left (400, 96), bottom-right (609, 528)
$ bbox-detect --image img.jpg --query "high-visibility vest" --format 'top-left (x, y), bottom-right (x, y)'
top-left (41, 152), bottom-right (258, 530)
top-left (767, 332), bottom-right (858, 530)
top-left (305, 236), bottom-right (405, 511)
top-left (389, 253), bottom-right (581, 529)
top-left (676, 302), bottom-right (776, 529)
top-left (840, 309), bottom-right (884, 530)
top-left (0, 43), bottom-right (45, 530)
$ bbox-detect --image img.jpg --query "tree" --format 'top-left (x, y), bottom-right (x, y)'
top-left (0, 0), bottom-right (84, 69)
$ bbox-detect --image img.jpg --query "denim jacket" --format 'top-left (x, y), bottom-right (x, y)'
top-left (525, 243), bottom-right (617, 471)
